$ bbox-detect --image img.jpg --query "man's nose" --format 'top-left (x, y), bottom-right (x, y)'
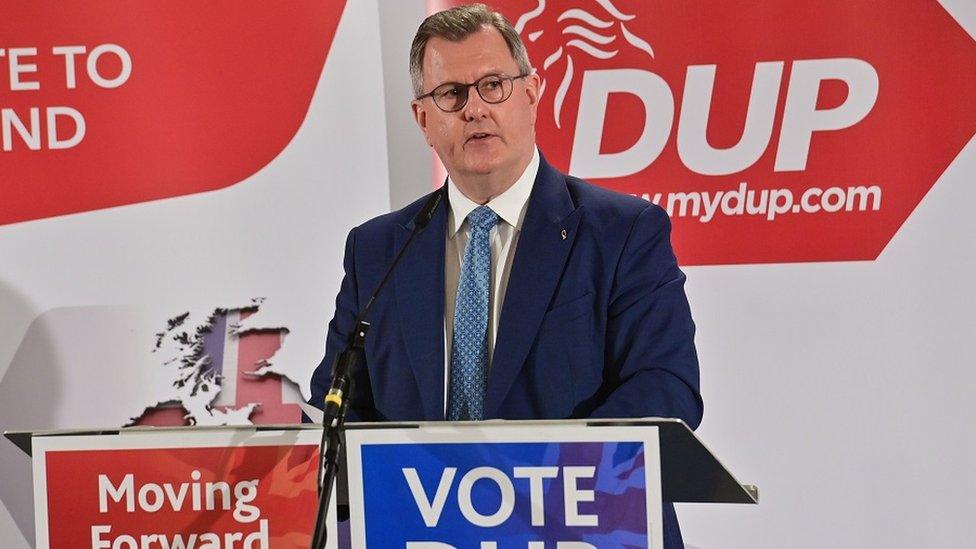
top-left (463, 88), bottom-right (490, 121)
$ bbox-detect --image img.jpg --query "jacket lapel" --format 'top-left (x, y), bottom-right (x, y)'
top-left (486, 157), bottom-right (582, 417)
top-left (394, 190), bottom-right (447, 421)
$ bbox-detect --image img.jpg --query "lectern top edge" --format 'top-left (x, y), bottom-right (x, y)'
top-left (5, 418), bottom-right (684, 456)
top-left (3, 423), bottom-right (320, 456)
top-left (5, 418), bottom-right (757, 504)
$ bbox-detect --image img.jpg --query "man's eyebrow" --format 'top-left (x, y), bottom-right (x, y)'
top-left (433, 70), bottom-right (512, 87)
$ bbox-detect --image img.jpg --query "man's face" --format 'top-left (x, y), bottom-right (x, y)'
top-left (413, 26), bottom-right (540, 185)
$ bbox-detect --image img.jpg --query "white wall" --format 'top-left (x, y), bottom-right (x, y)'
top-left (2, 2), bottom-right (973, 547)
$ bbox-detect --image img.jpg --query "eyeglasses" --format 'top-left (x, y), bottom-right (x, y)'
top-left (416, 73), bottom-right (530, 113)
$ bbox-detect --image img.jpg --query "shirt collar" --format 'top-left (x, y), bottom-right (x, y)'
top-left (447, 147), bottom-right (539, 237)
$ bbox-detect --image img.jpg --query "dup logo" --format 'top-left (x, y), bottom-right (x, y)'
top-left (434, 0), bottom-right (976, 265)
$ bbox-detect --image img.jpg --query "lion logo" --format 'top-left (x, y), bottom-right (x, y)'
top-left (515, 0), bottom-right (655, 128)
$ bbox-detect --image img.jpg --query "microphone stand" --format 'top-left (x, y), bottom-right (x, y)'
top-left (309, 321), bottom-right (365, 549)
top-left (310, 188), bottom-right (444, 549)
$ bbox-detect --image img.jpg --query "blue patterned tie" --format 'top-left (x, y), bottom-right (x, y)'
top-left (448, 205), bottom-right (499, 421)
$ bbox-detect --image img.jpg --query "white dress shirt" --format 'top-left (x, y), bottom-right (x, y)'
top-left (443, 148), bottom-right (540, 412)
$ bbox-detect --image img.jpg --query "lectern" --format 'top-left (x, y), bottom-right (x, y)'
top-left (6, 419), bottom-right (757, 548)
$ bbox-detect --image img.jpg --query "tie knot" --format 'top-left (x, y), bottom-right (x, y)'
top-left (467, 205), bottom-right (499, 232)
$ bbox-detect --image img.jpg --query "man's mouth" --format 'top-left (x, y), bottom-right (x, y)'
top-left (465, 132), bottom-right (495, 144)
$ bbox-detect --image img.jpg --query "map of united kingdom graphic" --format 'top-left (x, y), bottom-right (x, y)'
top-left (130, 299), bottom-right (304, 426)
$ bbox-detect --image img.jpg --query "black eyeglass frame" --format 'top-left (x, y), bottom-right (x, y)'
top-left (415, 72), bottom-right (531, 113)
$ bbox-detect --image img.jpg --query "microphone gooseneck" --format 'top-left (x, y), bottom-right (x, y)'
top-left (310, 187), bottom-right (444, 549)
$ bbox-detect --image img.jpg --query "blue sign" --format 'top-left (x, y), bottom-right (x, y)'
top-left (346, 425), bottom-right (661, 548)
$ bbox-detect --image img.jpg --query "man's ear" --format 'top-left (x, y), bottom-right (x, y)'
top-left (525, 71), bottom-right (542, 126)
top-left (525, 71), bottom-right (541, 106)
top-left (411, 100), bottom-right (433, 146)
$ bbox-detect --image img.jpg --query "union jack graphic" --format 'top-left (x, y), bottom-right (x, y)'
top-left (133, 306), bottom-right (303, 426)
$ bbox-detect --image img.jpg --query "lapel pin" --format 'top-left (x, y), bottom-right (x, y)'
top-left (561, 229), bottom-right (568, 240)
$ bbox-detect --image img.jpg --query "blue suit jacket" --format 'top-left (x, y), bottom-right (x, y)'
top-left (310, 155), bottom-right (703, 548)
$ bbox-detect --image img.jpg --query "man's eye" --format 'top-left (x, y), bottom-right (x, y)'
top-left (482, 80), bottom-right (502, 90)
top-left (438, 87), bottom-right (462, 98)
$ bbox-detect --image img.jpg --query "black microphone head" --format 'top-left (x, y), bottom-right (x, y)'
top-left (413, 188), bottom-right (444, 229)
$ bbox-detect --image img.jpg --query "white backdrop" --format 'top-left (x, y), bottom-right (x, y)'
top-left (679, 3), bottom-right (976, 546)
top-left (680, 132), bottom-right (976, 548)
top-left (1, 1), bottom-right (974, 548)
top-left (0, 1), bottom-right (390, 546)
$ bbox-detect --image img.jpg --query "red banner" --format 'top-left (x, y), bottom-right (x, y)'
top-left (431, 0), bottom-right (976, 264)
top-left (38, 437), bottom-right (320, 548)
top-left (1, 1), bottom-right (346, 226)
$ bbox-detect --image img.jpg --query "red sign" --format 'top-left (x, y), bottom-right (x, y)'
top-left (0, 1), bottom-right (346, 226)
top-left (40, 438), bottom-right (320, 548)
top-left (432, 0), bottom-right (976, 264)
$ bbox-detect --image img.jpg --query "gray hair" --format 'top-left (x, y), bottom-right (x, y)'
top-left (409, 3), bottom-right (532, 97)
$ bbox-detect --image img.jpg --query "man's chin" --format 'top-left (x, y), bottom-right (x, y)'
top-left (458, 159), bottom-right (502, 177)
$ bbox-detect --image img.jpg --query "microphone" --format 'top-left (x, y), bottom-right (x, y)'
top-left (311, 186), bottom-right (444, 549)
top-left (322, 186), bottom-right (444, 425)
top-left (413, 187), bottom-right (443, 229)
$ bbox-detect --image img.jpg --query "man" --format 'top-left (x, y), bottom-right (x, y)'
top-left (310, 4), bottom-right (702, 547)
